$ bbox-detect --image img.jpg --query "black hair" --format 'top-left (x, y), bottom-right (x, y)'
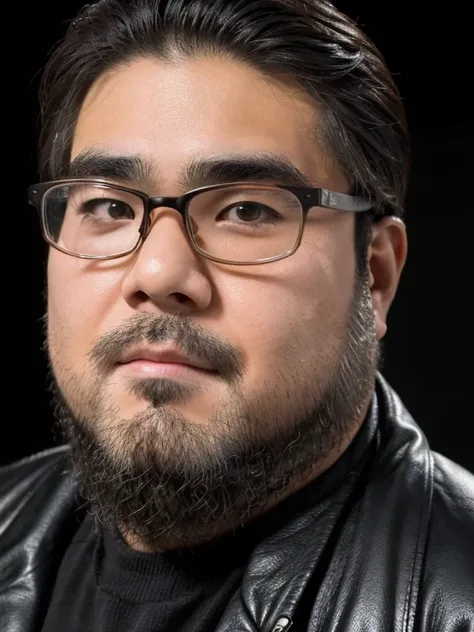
top-left (38, 0), bottom-right (411, 272)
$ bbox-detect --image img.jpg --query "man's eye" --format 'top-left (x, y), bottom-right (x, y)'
top-left (80, 198), bottom-right (136, 220)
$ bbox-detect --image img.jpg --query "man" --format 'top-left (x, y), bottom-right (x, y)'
top-left (2, 0), bottom-right (473, 630)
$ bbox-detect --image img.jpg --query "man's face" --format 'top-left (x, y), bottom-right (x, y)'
top-left (47, 56), bottom-right (379, 548)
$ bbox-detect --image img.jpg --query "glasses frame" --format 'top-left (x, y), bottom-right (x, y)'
top-left (28, 179), bottom-right (374, 265)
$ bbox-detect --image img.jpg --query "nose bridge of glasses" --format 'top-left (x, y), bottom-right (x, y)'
top-left (147, 196), bottom-right (186, 217)
top-left (141, 196), bottom-right (189, 240)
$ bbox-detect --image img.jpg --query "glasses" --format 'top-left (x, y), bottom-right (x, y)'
top-left (28, 179), bottom-right (373, 265)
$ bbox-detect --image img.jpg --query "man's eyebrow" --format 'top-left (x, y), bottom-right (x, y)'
top-left (65, 149), bottom-right (314, 190)
top-left (65, 150), bottom-right (158, 189)
top-left (181, 153), bottom-right (314, 189)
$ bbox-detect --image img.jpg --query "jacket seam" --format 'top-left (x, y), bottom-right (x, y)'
top-left (401, 447), bottom-right (434, 632)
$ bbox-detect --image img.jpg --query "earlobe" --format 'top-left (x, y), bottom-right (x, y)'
top-left (367, 217), bottom-right (408, 340)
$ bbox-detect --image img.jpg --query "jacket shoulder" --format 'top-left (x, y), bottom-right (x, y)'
top-left (417, 452), bottom-right (474, 630)
top-left (0, 446), bottom-right (71, 501)
top-left (0, 445), bottom-right (70, 476)
top-left (0, 447), bottom-right (81, 630)
top-left (0, 445), bottom-right (76, 552)
top-left (432, 452), bottom-right (474, 504)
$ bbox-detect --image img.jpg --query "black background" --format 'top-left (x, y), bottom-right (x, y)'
top-left (9, 2), bottom-right (471, 470)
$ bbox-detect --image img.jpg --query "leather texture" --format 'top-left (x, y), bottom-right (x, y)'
top-left (1, 374), bottom-right (473, 632)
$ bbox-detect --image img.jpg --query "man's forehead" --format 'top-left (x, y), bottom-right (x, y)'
top-left (70, 56), bottom-right (346, 191)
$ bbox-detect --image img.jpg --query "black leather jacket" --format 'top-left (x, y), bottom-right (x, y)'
top-left (1, 375), bottom-right (473, 632)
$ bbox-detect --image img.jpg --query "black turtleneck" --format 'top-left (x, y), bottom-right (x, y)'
top-left (40, 396), bottom-right (378, 632)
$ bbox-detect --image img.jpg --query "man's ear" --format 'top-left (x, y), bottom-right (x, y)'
top-left (367, 217), bottom-right (408, 340)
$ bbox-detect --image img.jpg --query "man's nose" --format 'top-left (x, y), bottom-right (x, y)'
top-left (121, 208), bottom-right (213, 312)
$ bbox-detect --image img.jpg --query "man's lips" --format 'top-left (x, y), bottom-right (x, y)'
top-left (117, 346), bottom-right (218, 377)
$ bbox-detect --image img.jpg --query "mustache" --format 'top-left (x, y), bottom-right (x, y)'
top-left (87, 312), bottom-right (246, 383)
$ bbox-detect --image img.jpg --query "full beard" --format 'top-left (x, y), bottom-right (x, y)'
top-left (48, 273), bottom-right (379, 550)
